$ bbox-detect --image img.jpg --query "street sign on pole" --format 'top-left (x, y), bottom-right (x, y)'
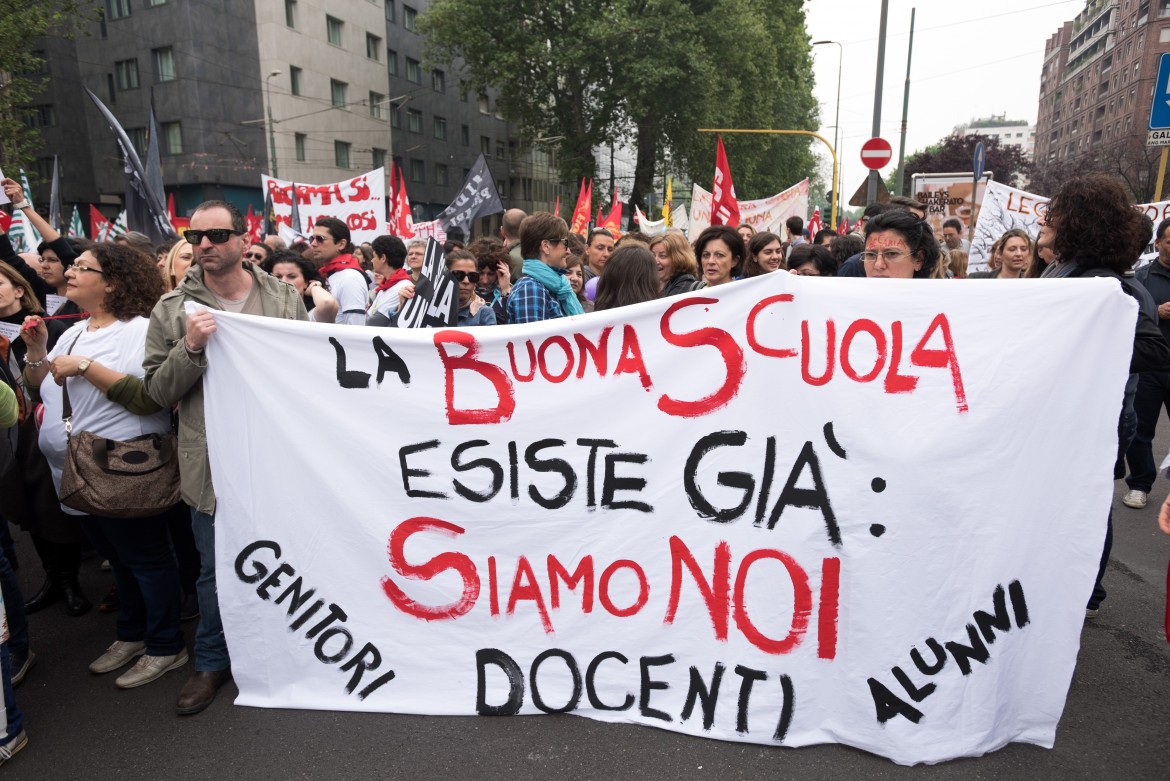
top-left (973, 142), bottom-right (986, 180)
top-left (1149, 53), bottom-right (1170, 132)
top-left (860, 137), bottom-right (893, 170)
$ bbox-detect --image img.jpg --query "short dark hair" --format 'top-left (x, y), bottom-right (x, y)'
top-left (519, 212), bottom-right (568, 260)
top-left (861, 201), bottom-right (886, 219)
top-left (193, 200), bottom-right (246, 232)
top-left (789, 244), bottom-right (838, 276)
top-left (1157, 217), bottom-right (1170, 244)
top-left (830, 233), bottom-right (863, 266)
top-left (445, 248), bottom-right (476, 269)
top-left (888, 195), bottom-right (923, 215)
top-left (942, 218), bottom-right (963, 233)
top-left (693, 224), bottom-right (746, 277)
top-left (372, 235), bottom-right (407, 269)
top-left (89, 242), bottom-right (164, 318)
top-left (785, 216), bottom-right (803, 235)
top-left (1046, 174), bottom-right (1145, 273)
top-left (314, 216), bottom-right (351, 251)
top-left (864, 209), bottom-right (940, 279)
top-left (264, 250), bottom-right (325, 286)
top-left (813, 228), bottom-right (837, 245)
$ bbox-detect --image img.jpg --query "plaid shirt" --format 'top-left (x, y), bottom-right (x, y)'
top-left (506, 276), bottom-right (564, 324)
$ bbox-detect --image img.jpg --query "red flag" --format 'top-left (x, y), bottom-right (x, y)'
top-left (245, 204), bottom-right (263, 242)
top-left (0, 212), bottom-right (10, 234)
top-left (807, 208), bottom-right (823, 238)
top-left (554, 195), bottom-right (561, 219)
top-left (167, 192), bottom-right (176, 220)
top-left (600, 189), bottom-right (622, 238)
top-left (596, 205), bottom-right (604, 228)
top-left (89, 204), bottom-right (112, 241)
top-left (838, 218), bottom-right (849, 234)
top-left (389, 163), bottom-right (414, 237)
top-left (569, 179), bottom-right (592, 236)
top-left (711, 135), bottom-right (740, 226)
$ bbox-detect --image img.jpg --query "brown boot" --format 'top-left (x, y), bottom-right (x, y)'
top-left (175, 669), bottom-right (232, 716)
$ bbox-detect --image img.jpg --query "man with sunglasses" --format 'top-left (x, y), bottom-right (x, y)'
top-left (304, 217), bottom-right (369, 326)
top-left (143, 200), bottom-right (308, 717)
top-left (506, 213), bottom-right (583, 325)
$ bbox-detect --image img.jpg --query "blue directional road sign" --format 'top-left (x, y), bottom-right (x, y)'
top-left (973, 142), bottom-right (985, 181)
top-left (1152, 53), bottom-right (1170, 131)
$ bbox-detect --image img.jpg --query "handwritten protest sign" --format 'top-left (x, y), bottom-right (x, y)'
top-left (204, 275), bottom-right (1133, 765)
top-left (971, 181), bottom-right (1168, 272)
top-left (396, 239), bottom-right (457, 328)
top-left (261, 169), bottom-right (386, 246)
top-left (689, 181), bottom-right (809, 239)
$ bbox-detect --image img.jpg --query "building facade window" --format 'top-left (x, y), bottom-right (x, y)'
top-left (331, 79), bottom-right (347, 108)
top-left (432, 70), bottom-right (445, 92)
top-left (162, 121), bottom-right (182, 154)
top-left (114, 59), bottom-right (139, 90)
top-left (295, 133), bottom-right (307, 161)
top-left (435, 164), bottom-right (448, 187)
top-left (410, 158), bottom-right (424, 183)
top-left (461, 124), bottom-right (469, 146)
top-left (366, 33), bottom-right (382, 60)
top-left (326, 15), bottom-right (344, 47)
top-left (390, 106), bottom-right (401, 128)
top-left (146, 0), bottom-right (168, 6)
top-left (404, 5), bottom-right (417, 30)
top-left (108, 0), bottom-right (130, 19)
top-left (369, 91), bottom-right (384, 119)
top-left (407, 108), bottom-right (422, 133)
top-left (285, 0), bottom-right (296, 27)
top-left (127, 127), bottom-right (147, 156)
top-left (372, 148), bottom-right (386, 170)
top-left (388, 49), bottom-right (397, 76)
top-left (385, 1), bottom-right (395, 22)
top-left (433, 116), bottom-right (447, 140)
top-left (480, 136), bottom-right (490, 154)
top-left (290, 66), bottom-right (302, 96)
top-left (478, 95), bottom-right (490, 114)
top-left (153, 47), bottom-right (175, 82)
top-left (406, 58), bottom-right (421, 84)
top-left (23, 105), bottom-right (56, 129)
top-left (335, 140), bottom-right (352, 168)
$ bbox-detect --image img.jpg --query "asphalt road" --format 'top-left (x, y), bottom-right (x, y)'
top-left (5, 433), bottom-right (1170, 781)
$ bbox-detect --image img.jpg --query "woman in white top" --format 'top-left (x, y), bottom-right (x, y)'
top-left (21, 243), bottom-right (187, 690)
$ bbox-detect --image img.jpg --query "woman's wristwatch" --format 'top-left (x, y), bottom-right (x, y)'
top-left (12, 199), bottom-right (31, 210)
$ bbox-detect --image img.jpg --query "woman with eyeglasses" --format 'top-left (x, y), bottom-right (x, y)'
top-left (266, 252), bottom-right (339, 324)
top-left (862, 210), bottom-right (940, 279)
top-left (21, 243), bottom-right (188, 688)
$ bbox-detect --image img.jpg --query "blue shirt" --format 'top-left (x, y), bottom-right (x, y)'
top-left (507, 276), bottom-right (564, 324)
top-left (457, 304), bottom-right (497, 327)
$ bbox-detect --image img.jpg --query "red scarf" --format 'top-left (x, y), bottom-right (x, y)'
top-left (319, 253), bottom-right (364, 279)
top-left (375, 267), bottom-right (411, 292)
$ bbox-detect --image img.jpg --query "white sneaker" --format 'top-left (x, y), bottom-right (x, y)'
top-left (89, 640), bottom-right (146, 674)
top-left (1122, 489), bottom-right (1147, 509)
top-left (115, 649), bottom-right (189, 689)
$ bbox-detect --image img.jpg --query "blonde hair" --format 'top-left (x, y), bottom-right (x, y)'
top-left (0, 261), bottom-right (43, 316)
top-left (948, 249), bottom-right (969, 279)
top-left (162, 240), bottom-right (190, 291)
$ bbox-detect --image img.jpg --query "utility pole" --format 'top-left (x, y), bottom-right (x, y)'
top-left (894, 8), bottom-right (916, 197)
top-left (867, 0), bottom-right (890, 204)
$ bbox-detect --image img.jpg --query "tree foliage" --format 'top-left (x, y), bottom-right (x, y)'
top-left (421, 0), bottom-right (819, 213)
top-left (891, 133), bottom-right (1031, 191)
top-left (0, 0), bottom-right (97, 175)
top-left (1027, 140), bottom-right (1163, 201)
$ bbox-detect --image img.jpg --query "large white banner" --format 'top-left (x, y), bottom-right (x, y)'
top-left (688, 180), bottom-right (809, 238)
top-left (262, 169), bottom-right (387, 246)
top-left (971, 181), bottom-right (1168, 272)
top-left (203, 276), bottom-right (1134, 765)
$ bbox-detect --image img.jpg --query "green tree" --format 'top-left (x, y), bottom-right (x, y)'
top-left (889, 133), bottom-right (1031, 191)
top-left (0, 0), bottom-right (97, 174)
top-left (421, 0), bottom-right (819, 214)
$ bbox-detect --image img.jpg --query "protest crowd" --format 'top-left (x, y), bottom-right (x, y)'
top-left (0, 161), bottom-right (1169, 769)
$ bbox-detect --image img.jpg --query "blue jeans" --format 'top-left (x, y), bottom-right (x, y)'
top-left (81, 514), bottom-right (183, 656)
top-left (191, 509), bottom-right (229, 672)
top-left (1124, 371), bottom-right (1170, 493)
top-left (0, 645), bottom-right (24, 742)
top-left (0, 526), bottom-right (26, 659)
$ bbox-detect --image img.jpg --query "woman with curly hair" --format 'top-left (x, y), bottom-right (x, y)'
top-left (21, 243), bottom-right (188, 689)
top-left (862, 209), bottom-right (941, 279)
top-left (743, 231), bottom-right (785, 278)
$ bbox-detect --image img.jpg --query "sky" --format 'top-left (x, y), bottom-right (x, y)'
top-left (804, 0), bottom-right (1085, 209)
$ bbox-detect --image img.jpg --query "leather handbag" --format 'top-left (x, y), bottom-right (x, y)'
top-left (56, 335), bottom-right (180, 518)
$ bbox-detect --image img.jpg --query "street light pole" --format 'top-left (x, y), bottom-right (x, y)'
top-left (868, 0), bottom-right (890, 204)
top-left (265, 70), bottom-right (281, 178)
top-left (813, 40), bottom-right (842, 228)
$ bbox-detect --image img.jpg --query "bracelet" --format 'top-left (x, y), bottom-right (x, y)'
top-left (12, 200), bottom-right (30, 210)
top-left (24, 357), bottom-right (46, 368)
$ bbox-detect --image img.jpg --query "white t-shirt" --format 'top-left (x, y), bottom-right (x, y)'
top-left (38, 317), bottom-right (172, 515)
top-left (368, 279), bottom-right (413, 319)
top-left (330, 268), bottom-right (370, 325)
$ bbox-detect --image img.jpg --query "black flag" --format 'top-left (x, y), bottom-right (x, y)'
top-left (436, 154), bottom-right (504, 238)
top-left (396, 239), bottom-right (458, 328)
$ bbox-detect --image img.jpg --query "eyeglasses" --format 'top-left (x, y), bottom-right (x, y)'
top-left (307, 235), bottom-right (331, 244)
top-left (861, 250), bottom-right (914, 265)
top-left (71, 264), bottom-right (104, 276)
top-left (448, 270), bottom-right (475, 282)
top-left (546, 237), bottom-right (570, 246)
top-left (184, 229), bottom-right (244, 245)
top-left (243, 251), bottom-right (267, 261)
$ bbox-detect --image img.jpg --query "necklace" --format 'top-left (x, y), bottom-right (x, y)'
top-left (86, 317), bottom-right (116, 331)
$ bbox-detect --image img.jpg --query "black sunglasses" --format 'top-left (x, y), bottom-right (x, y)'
top-left (184, 229), bottom-right (244, 245)
top-left (449, 270), bottom-right (475, 282)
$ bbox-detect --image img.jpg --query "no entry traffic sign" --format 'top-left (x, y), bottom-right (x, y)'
top-left (860, 137), bottom-right (893, 170)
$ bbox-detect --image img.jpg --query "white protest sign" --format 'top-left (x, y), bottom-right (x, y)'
top-left (261, 169), bottom-right (386, 246)
top-left (204, 276), bottom-right (1133, 765)
top-left (45, 295), bottom-right (67, 315)
top-left (689, 181), bottom-right (809, 239)
top-left (396, 239), bottom-right (457, 328)
top-left (0, 322), bottom-right (21, 343)
top-left (0, 166), bottom-right (9, 205)
top-left (971, 182), bottom-right (1168, 272)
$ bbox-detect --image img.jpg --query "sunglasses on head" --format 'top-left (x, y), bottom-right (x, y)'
top-left (448, 270), bottom-right (475, 282)
top-left (184, 229), bottom-right (244, 245)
